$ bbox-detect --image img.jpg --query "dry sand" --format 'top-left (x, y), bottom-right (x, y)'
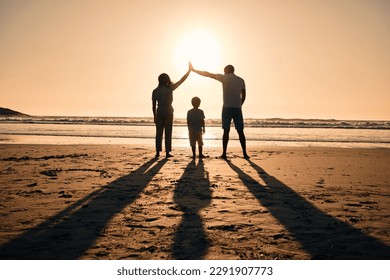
top-left (0, 144), bottom-right (389, 260)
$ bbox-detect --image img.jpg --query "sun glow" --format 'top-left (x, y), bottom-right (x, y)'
top-left (174, 29), bottom-right (222, 71)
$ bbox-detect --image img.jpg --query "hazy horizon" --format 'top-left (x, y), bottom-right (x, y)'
top-left (1, 0), bottom-right (389, 121)
top-left (2, 107), bottom-right (390, 122)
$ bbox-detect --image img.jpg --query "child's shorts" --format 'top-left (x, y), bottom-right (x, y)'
top-left (189, 130), bottom-right (203, 146)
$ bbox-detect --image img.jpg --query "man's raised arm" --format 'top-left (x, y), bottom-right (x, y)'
top-left (190, 62), bottom-right (218, 79)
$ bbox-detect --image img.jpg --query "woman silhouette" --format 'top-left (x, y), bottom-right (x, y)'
top-left (152, 63), bottom-right (191, 158)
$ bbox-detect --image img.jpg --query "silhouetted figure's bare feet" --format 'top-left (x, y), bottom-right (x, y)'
top-left (220, 154), bottom-right (228, 160)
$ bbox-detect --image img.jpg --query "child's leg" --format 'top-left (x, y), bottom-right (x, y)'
top-left (198, 132), bottom-right (205, 158)
top-left (191, 145), bottom-right (196, 158)
top-left (199, 145), bottom-right (204, 158)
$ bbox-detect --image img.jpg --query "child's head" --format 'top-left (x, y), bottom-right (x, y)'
top-left (191, 97), bottom-right (201, 108)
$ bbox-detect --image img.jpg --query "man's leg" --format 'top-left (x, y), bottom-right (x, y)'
top-left (221, 128), bottom-right (230, 159)
top-left (238, 129), bottom-right (250, 159)
top-left (221, 107), bottom-right (231, 159)
top-left (233, 108), bottom-right (249, 159)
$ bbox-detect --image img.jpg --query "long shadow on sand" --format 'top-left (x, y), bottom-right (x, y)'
top-left (0, 157), bottom-right (167, 259)
top-left (172, 159), bottom-right (211, 259)
top-left (227, 160), bottom-right (390, 259)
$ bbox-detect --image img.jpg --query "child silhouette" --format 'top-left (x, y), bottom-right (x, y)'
top-left (187, 97), bottom-right (206, 159)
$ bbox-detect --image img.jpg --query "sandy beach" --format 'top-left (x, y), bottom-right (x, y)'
top-left (0, 144), bottom-right (389, 260)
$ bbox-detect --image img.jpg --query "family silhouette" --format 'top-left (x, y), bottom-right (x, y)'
top-left (152, 62), bottom-right (250, 160)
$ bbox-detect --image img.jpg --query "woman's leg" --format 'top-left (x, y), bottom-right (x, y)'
top-left (165, 113), bottom-right (174, 156)
top-left (155, 116), bottom-right (164, 157)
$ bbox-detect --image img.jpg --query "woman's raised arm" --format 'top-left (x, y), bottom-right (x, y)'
top-left (171, 62), bottom-right (192, 90)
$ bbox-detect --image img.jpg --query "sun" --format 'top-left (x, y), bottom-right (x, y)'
top-left (174, 29), bottom-right (222, 72)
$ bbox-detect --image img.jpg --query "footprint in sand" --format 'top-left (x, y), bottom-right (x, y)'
top-left (315, 178), bottom-right (325, 188)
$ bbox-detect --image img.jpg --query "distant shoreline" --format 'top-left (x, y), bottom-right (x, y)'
top-left (1, 115), bottom-right (389, 130)
top-left (1, 107), bottom-right (389, 130)
top-left (0, 107), bottom-right (29, 117)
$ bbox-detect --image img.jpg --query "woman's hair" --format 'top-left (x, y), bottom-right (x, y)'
top-left (158, 73), bottom-right (172, 87)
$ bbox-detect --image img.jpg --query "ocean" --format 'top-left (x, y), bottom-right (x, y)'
top-left (1, 116), bottom-right (390, 148)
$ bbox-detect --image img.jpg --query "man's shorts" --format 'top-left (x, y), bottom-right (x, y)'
top-left (222, 107), bottom-right (244, 131)
top-left (189, 129), bottom-right (203, 146)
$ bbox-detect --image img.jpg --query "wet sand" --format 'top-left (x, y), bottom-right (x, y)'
top-left (0, 144), bottom-right (389, 259)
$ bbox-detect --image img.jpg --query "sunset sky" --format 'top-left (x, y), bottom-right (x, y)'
top-left (1, 0), bottom-right (389, 120)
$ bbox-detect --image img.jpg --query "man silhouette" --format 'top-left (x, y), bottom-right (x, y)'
top-left (190, 63), bottom-right (250, 159)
